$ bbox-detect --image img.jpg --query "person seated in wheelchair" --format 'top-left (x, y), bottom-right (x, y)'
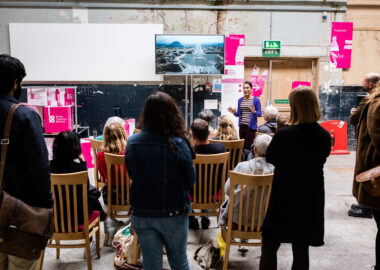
top-left (219, 134), bottom-right (274, 228)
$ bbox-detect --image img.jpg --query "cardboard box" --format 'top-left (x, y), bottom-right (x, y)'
top-left (44, 106), bottom-right (73, 133)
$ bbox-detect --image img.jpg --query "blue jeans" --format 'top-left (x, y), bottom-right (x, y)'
top-left (131, 214), bottom-right (190, 270)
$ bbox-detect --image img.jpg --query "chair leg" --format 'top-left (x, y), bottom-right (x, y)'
top-left (222, 242), bottom-right (231, 270)
top-left (56, 240), bottom-right (60, 259)
top-left (85, 236), bottom-right (93, 270)
top-left (36, 250), bottom-right (45, 270)
top-left (103, 232), bottom-right (109, 247)
top-left (96, 221), bottom-right (101, 258)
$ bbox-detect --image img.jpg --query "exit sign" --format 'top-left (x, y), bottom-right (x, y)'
top-left (274, 99), bottom-right (289, 104)
top-left (263, 41), bottom-right (281, 57)
top-left (263, 41), bottom-right (281, 49)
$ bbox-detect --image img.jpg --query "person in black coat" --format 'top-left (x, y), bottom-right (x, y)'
top-left (259, 87), bottom-right (331, 270)
top-left (50, 131), bottom-right (106, 228)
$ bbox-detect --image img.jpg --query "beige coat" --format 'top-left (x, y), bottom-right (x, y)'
top-left (352, 92), bottom-right (380, 209)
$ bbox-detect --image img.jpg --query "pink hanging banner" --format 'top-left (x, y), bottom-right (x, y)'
top-left (249, 66), bottom-right (268, 97)
top-left (330, 22), bottom-right (353, 68)
top-left (292, 81), bottom-right (311, 89)
top-left (224, 34), bottom-right (245, 66)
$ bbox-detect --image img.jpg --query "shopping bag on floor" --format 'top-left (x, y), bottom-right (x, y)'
top-left (113, 224), bottom-right (135, 266)
top-left (194, 240), bottom-right (223, 270)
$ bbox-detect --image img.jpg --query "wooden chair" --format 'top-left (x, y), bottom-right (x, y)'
top-left (221, 171), bottom-right (274, 270)
top-left (38, 171), bottom-right (100, 270)
top-left (209, 139), bottom-right (245, 172)
top-left (189, 152), bottom-right (229, 221)
top-left (103, 153), bottom-right (140, 263)
top-left (90, 139), bottom-right (105, 190)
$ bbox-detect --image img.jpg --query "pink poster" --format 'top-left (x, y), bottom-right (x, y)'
top-left (224, 34), bottom-right (245, 66)
top-left (250, 66), bottom-right (268, 97)
top-left (81, 138), bottom-right (94, 168)
top-left (44, 106), bottom-right (73, 133)
top-left (292, 81), bottom-right (311, 89)
top-left (330, 22), bottom-right (353, 68)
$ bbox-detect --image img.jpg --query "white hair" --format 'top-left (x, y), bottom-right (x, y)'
top-left (105, 116), bottom-right (125, 127)
top-left (264, 105), bottom-right (278, 121)
top-left (253, 134), bottom-right (272, 157)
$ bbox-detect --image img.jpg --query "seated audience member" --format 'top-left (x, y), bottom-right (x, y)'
top-left (276, 114), bottom-right (290, 131)
top-left (190, 118), bottom-right (225, 229)
top-left (219, 134), bottom-right (274, 228)
top-left (213, 115), bottom-right (239, 140)
top-left (191, 118), bottom-right (225, 154)
top-left (258, 105), bottom-right (278, 134)
top-left (50, 132), bottom-right (107, 234)
top-left (96, 122), bottom-right (127, 233)
top-left (96, 116), bottom-right (125, 140)
top-left (97, 122), bottom-right (127, 184)
top-left (198, 109), bottom-right (215, 135)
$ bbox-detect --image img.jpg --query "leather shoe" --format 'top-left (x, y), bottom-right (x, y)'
top-left (348, 207), bottom-right (373, 218)
top-left (351, 204), bottom-right (361, 210)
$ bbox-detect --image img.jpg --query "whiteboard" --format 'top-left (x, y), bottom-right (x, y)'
top-left (9, 23), bottom-right (163, 82)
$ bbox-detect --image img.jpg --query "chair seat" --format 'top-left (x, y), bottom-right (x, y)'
top-left (78, 211), bottom-right (100, 231)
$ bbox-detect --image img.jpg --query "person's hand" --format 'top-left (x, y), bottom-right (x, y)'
top-left (78, 154), bottom-right (85, 162)
top-left (250, 105), bottom-right (256, 113)
top-left (350, 108), bottom-right (356, 115)
top-left (228, 107), bottom-right (236, 115)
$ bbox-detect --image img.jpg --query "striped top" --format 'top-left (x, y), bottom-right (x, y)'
top-left (240, 98), bottom-right (253, 125)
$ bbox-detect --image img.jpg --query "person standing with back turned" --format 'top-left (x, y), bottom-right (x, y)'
top-left (0, 54), bottom-right (53, 269)
top-left (125, 92), bottom-right (196, 270)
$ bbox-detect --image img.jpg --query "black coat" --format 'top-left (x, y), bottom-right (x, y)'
top-left (262, 123), bottom-right (331, 246)
top-left (0, 94), bottom-right (52, 208)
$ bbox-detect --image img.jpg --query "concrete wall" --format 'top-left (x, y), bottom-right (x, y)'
top-left (1, 1), bottom-right (356, 146)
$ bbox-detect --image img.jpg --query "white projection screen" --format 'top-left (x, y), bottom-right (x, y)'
top-left (9, 23), bottom-right (163, 82)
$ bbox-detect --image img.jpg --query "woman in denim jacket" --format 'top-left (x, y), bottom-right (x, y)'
top-left (125, 92), bottom-right (196, 270)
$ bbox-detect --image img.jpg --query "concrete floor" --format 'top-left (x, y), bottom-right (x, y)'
top-left (40, 153), bottom-right (377, 270)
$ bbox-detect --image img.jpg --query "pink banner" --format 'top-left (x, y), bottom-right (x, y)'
top-left (224, 35), bottom-right (245, 66)
top-left (330, 22), bottom-right (353, 68)
top-left (292, 81), bottom-right (311, 89)
top-left (249, 66), bottom-right (268, 97)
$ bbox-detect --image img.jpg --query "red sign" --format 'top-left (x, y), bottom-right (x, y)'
top-left (330, 22), bottom-right (353, 68)
top-left (320, 120), bottom-right (350, 155)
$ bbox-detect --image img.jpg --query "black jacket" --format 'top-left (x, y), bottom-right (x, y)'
top-left (262, 123), bottom-right (330, 246)
top-left (0, 94), bottom-right (53, 208)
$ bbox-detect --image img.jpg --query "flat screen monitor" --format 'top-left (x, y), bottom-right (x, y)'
top-left (155, 34), bottom-right (225, 75)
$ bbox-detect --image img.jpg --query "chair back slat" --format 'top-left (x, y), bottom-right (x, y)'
top-left (209, 139), bottom-right (244, 172)
top-left (51, 171), bottom-right (88, 234)
top-left (228, 171), bottom-right (273, 233)
top-left (104, 153), bottom-right (131, 210)
top-left (90, 139), bottom-right (104, 189)
top-left (192, 152), bottom-right (229, 209)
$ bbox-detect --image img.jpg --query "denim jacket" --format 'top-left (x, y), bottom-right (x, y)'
top-left (235, 96), bottom-right (262, 130)
top-left (125, 130), bottom-right (196, 217)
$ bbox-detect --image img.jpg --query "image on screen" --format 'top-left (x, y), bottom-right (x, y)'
top-left (155, 35), bottom-right (225, 75)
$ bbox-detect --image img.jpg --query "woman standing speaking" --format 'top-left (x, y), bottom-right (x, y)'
top-left (228, 81), bottom-right (262, 150)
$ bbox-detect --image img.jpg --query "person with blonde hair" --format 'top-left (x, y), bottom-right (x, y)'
top-left (352, 79), bottom-right (380, 269)
top-left (96, 122), bottom-right (127, 235)
top-left (259, 86), bottom-right (331, 270)
top-left (213, 115), bottom-right (238, 140)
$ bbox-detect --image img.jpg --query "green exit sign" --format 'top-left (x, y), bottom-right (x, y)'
top-left (263, 41), bottom-right (281, 49)
top-left (274, 99), bottom-right (289, 104)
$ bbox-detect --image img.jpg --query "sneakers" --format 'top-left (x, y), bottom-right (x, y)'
top-left (104, 218), bottom-right (125, 233)
top-left (348, 205), bottom-right (373, 218)
top-left (201, 217), bottom-right (210, 229)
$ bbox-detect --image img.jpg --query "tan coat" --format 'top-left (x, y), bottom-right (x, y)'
top-left (352, 92), bottom-right (380, 209)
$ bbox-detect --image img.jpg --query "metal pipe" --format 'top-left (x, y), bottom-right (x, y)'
top-left (185, 75), bottom-right (188, 127)
top-left (0, 2), bottom-right (346, 12)
top-left (190, 75), bottom-right (194, 124)
top-left (269, 12), bottom-right (273, 40)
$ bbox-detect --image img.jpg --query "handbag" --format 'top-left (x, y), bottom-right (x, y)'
top-left (356, 165), bottom-right (380, 196)
top-left (0, 104), bottom-right (54, 260)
